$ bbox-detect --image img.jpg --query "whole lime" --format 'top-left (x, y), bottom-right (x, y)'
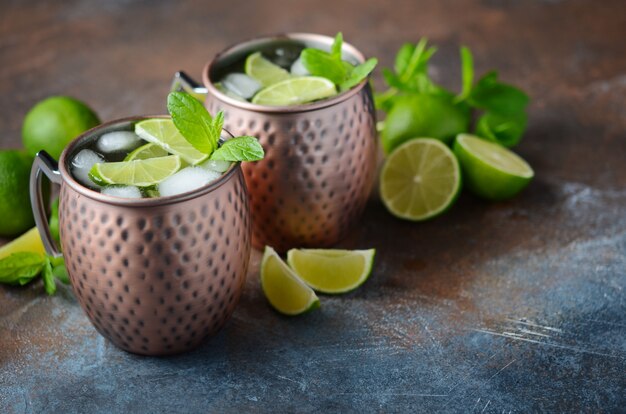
top-left (22, 96), bottom-right (100, 159)
top-left (0, 150), bottom-right (36, 236)
top-left (381, 94), bottom-right (470, 154)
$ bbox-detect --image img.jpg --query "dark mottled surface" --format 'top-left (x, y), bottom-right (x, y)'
top-left (1, 0), bottom-right (625, 412)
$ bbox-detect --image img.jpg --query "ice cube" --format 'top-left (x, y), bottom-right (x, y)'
top-left (271, 45), bottom-right (303, 68)
top-left (290, 57), bottom-right (310, 76)
top-left (158, 167), bottom-right (222, 197)
top-left (222, 73), bottom-right (261, 99)
top-left (200, 159), bottom-right (232, 173)
top-left (101, 186), bottom-right (143, 199)
top-left (71, 149), bottom-right (104, 188)
top-left (96, 131), bottom-right (142, 153)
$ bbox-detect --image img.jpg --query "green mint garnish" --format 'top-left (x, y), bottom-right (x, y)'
top-left (167, 91), bottom-right (222, 155)
top-left (0, 252), bottom-right (68, 293)
top-left (301, 32), bottom-right (377, 92)
top-left (210, 136), bottom-right (264, 162)
top-left (167, 91), bottom-right (265, 162)
top-left (375, 38), bottom-right (530, 148)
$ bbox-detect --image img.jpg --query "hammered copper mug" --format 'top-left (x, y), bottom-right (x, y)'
top-left (30, 116), bottom-right (251, 356)
top-left (172, 33), bottom-right (378, 252)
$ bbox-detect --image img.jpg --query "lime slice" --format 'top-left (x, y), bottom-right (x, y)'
top-left (287, 248), bottom-right (375, 294)
top-left (454, 134), bottom-right (533, 201)
top-left (251, 77), bottom-right (337, 106)
top-left (135, 119), bottom-right (208, 165)
top-left (125, 143), bottom-right (169, 161)
top-left (0, 227), bottom-right (45, 260)
top-left (89, 155), bottom-right (181, 187)
top-left (245, 52), bottom-right (291, 87)
top-left (380, 138), bottom-right (461, 221)
top-left (261, 246), bottom-right (320, 315)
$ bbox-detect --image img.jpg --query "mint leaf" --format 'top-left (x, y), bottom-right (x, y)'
top-left (53, 264), bottom-right (70, 284)
top-left (330, 32), bottom-right (343, 58)
top-left (42, 257), bottom-right (56, 295)
top-left (469, 72), bottom-right (529, 115)
top-left (300, 49), bottom-right (348, 85)
top-left (475, 110), bottom-right (528, 148)
top-left (0, 252), bottom-right (45, 285)
top-left (456, 46), bottom-right (474, 102)
top-left (210, 136), bottom-right (264, 162)
top-left (167, 92), bottom-right (220, 154)
top-left (340, 58), bottom-right (377, 91)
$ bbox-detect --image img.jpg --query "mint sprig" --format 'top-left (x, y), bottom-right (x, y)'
top-left (301, 32), bottom-right (377, 92)
top-left (0, 252), bottom-right (68, 294)
top-left (375, 38), bottom-right (530, 148)
top-left (167, 91), bottom-right (265, 162)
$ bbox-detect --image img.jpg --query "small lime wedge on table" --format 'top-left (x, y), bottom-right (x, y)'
top-left (252, 77), bottom-right (336, 106)
top-left (89, 155), bottom-right (181, 187)
top-left (287, 249), bottom-right (375, 294)
top-left (245, 52), bottom-right (291, 86)
top-left (380, 138), bottom-right (461, 221)
top-left (125, 143), bottom-right (169, 161)
top-left (135, 119), bottom-right (208, 165)
top-left (261, 246), bottom-right (320, 315)
top-left (453, 134), bottom-right (533, 201)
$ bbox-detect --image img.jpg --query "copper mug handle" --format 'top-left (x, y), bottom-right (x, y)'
top-left (30, 151), bottom-right (63, 258)
top-left (170, 71), bottom-right (207, 101)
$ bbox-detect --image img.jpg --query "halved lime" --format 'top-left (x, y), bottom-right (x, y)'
top-left (89, 155), bottom-right (181, 187)
top-left (380, 138), bottom-right (461, 221)
top-left (125, 143), bottom-right (169, 161)
top-left (245, 52), bottom-right (291, 87)
top-left (287, 249), bottom-right (375, 294)
top-left (135, 119), bottom-right (208, 165)
top-left (261, 246), bottom-right (320, 315)
top-left (251, 77), bottom-right (337, 106)
top-left (454, 134), bottom-right (533, 201)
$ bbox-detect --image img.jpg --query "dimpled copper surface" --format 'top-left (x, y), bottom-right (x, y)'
top-left (205, 85), bottom-right (377, 252)
top-left (59, 169), bottom-right (251, 356)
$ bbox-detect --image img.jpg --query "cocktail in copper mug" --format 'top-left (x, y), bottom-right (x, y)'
top-left (172, 33), bottom-right (377, 252)
top-left (29, 116), bottom-right (251, 356)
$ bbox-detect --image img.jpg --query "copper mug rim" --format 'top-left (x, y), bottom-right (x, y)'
top-left (201, 32), bottom-right (370, 113)
top-left (57, 115), bottom-right (241, 208)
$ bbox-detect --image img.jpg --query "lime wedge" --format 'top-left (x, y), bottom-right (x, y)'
top-left (245, 52), bottom-right (291, 87)
top-left (0, 227), bottom-right (45, 260)
top-left (135, 119), bottom-right (208, 165)
top-left (261, 246), bottom-right (320, 315)
top-left (287, 248), bottom-right (375, 294)
top-left (380, 138), bottom-right (461, 221)
top-left (125, 143), bottom-right (169, 161)
top-left (89, 155), bottom-right (181, 187)
top-left (251, 77), bottom-right (337, 106)
top-left (454, 134), bottom-right (533, 201)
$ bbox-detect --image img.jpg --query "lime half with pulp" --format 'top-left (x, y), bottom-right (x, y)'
top-left (380, 138), bottom-right (461, 221)
top-left (252, 77), bottom-right (336, 106)
top-left (135, 119), bottom-right (208, 165)
top-left (287, 248), bottom-right (375, 294)
top-left (89, 155), bottom-right (181, 187)
top-left (245, 52), bottom-right (291, 87)
top-left (261, 246), bottom-right (320, 315)
top-left (453, 134), bottom-right (533, 201)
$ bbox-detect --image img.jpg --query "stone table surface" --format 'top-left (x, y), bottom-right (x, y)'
top-left (1, 0), bottom-right (625, 412)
